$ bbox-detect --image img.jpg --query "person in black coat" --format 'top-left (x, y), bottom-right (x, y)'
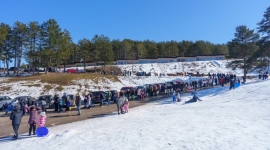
top-left (54, 94), bottom-right (60, 112)
top-left (18, 97), bottom-right (23, 111)
top-left (75, 94), bottom-right (81, 115)
top-left (10, 105), bottom-right (23, 140)
top-left (229, 79), bottom-right (235, 90)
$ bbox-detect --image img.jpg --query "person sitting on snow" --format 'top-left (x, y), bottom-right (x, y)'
top-left (185, 94), bottom-right (202, 103)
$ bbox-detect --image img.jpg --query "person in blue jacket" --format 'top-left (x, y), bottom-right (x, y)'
top-left (172, 91), bottom-right (176, 101)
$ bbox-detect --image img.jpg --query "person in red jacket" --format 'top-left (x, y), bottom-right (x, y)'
top-left (220, 77), bottom-right (225, 87)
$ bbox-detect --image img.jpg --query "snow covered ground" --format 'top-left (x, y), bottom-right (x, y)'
top-left (70, 60), bottom-right (247, 75)
top-left (1, 80), bottom-right (269, 150)
top-left (0, 60), bottom-right (265, 98)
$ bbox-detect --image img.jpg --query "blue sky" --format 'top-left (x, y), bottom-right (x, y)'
top-left (0, 0), bottom-right (269, 44)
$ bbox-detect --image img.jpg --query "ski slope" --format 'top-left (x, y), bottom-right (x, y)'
top-left (1, 80), bottom-right (269, 150)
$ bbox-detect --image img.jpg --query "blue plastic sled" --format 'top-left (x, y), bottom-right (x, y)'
top-left (234, 83), bottom-right (240, 88)
top-left (36, 127), bottom-right (49, 137)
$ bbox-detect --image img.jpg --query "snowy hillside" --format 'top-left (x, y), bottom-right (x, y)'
top-left (1, 80), bottom-right (269, 149)
top-left (0, 60), bottom-right (264, 98)
top-left (117, 60), bottom-right (244, 75)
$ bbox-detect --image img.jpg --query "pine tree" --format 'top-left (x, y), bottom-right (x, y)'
top-left (228, 25), bottom-right (259, 78)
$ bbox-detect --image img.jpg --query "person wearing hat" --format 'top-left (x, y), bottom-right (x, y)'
top-left (10, 105), bottom-right (23, 140)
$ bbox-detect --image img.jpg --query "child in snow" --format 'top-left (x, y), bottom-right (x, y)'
top-left (172, 91), bottom-right (176, 101)
top-left (122, 99), bottom-right (129, 113)
top-left (27, 105), bottom-right (41, 136)
top-left (38, 112), bottom-right (46, 127)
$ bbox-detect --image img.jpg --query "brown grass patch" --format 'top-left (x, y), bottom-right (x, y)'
top-left (20, 84), bottom-right (40, 87)
top-left (0, 86), bottom-right (11, 91)
top-left (55, 86), bottom-right (64, 92)
top-left (43, 85), bottom-right (53, 91)
top-left (5, 73), bottom-right (121, 86)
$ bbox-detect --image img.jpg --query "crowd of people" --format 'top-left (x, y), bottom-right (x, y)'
top-left (7, 90), bottom-right (131, 140)
top-left (6, 71), bottom-right (269, 140)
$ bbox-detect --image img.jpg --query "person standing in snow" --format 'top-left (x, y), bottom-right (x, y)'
top-left (117, 92), bottom-right (126, 115)
top-left (87, 92), bottom-right (92, 109)
top-left (58, 96), bottom-right (63, 113)
top-left (259, 72), bottom-right (262, 79)
top-left (62, 93), bottom-right (68, 111)
top-left (113, 92), bottom-right (118, 104)
top-left (75, 94), bottom-right (81, 116)
top-left (176, 91), bottom-right (181, 102)
top-left (194, 81), bottom-right (198, 91)
top-left (141, 89), bottom-right (145, 99)
top-left (10, 105), bottom-right (23, 140)
top-left (126, 89), bottom-right (131, 100)
top-left (122, 98), bottom-right (129, 113)
top-left (107, 91), bottom-right (112, 105)
top-left (29, 97), bottom-right (38, 107)
top-left (137, 88), bottom-right (141, 99)
top-left (66, 97), bottom-right (71, 112)
top-left (18, 97), bottom-right (26, 115)
top-left (220, 77), bottom-right (225, 87)
top-left (172, 91), bottom-right (176, 101)
top-left (53, 94), bottom-right (59, 112)
top-left (229, 79), bottom-right (235, 90)
top-left (41, 98), bottom-right (47, 112)
top-left (84, 94), bottom-right (89, 108)
top-left (26, 105), bottom-right (41, 136)
top-left (99, 92), bottom-right (105, 107)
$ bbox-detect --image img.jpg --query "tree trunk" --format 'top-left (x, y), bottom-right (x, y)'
top-left (64, 62), bottom-right (66, 73)
top-left (243, 57), bottom-right (246, 79)
top-left (45, 63), bottom-right (49, 74)
top-left (14, 50), bottom-right (17, 74)
top-left (6, 58), bottom-right (9, 75)
top-left (84, 59), bottom-right (86, 73)
top-left (16, 45), bottom-right (23, 75)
